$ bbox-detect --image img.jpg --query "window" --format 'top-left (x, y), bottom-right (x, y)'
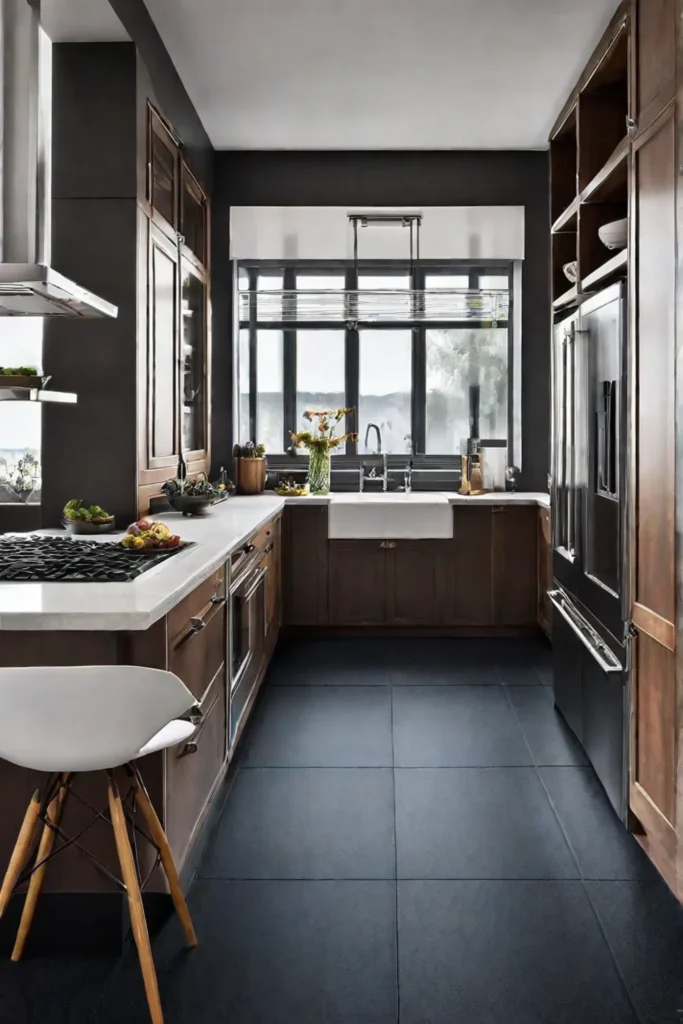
top-left (256, 330), bottom-right (284, 454)
top-left (0, 320), bottom-right (43, 504)
top-left (236, 262), bottom-right (515, 462)
top-left (296, 330), bottom-right (345, 434)
top-left (359, 330), bottom-right (412, 454)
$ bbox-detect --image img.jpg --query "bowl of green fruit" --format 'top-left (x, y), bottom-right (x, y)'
top-left (62, 499), bottom-right (115, 534)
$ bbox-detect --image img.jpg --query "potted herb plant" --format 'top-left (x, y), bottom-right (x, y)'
top-left (235, 442), bottom-right (267, 495)
top-left (291, 408), bottom-right (358, 494)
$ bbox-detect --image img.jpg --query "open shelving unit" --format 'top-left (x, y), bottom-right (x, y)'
top-left (550, 10), bottom-right (630, 315)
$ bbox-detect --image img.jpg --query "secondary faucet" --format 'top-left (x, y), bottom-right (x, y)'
top-left (364, 423), bottom-right (382, 454)
top-left (360, 422), bottom-right (388, 492)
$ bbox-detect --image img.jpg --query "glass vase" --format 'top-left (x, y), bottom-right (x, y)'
top-left (308, 446), bottom-right (331, 494)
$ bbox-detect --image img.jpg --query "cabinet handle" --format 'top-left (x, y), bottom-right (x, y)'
top-left (264, 542), bottom-right (274, 554)
top-left (626, 115), bottom-right (636, 133)
top-left (177, 692), bottom-right (220, 758)
top-left (492, 506), bottom-right (505, 513)
top-left (380, 540), bottom-right (396, 549)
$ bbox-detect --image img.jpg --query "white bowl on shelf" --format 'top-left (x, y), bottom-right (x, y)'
top-left (598, 218), bottom-right (628, 251)
top-left (563, 261), bottom-right (578, 283)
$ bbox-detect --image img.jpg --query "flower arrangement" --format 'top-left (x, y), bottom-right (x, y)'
top-left (291, 408), bottom-right (358, 494)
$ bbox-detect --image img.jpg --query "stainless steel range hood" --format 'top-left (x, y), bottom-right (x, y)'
top-left (0, 0), bottom-right (118, 318)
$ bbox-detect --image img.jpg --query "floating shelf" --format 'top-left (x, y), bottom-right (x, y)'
top-left (581, 248), bottom-right (628, 289)
top-left (0, 387), bottom-right (77, 404)
top-left (581, 137), bottom-right (629, 204)
top-left (552, 197), bottom-right (579, 234)
top-left (553, 285), bottom-right (578, 311)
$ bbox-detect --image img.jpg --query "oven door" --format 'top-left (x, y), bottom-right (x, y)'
top-left (229, 558), bottom-right (268, 748)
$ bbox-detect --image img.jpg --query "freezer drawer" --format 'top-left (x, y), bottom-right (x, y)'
top-left (548, 588), bottom-right (627, 820)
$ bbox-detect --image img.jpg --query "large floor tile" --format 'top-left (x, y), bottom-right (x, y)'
top-left (585, 879), bottom-right (683, 1024)
top-left (199, 768), bottom-right (395, 879)
top-left (390, 639), bottom-right (501, 685)
top-left (245, 685), bottom-right (393, 767)
top-left (398, 880), bottom-right (637, 1024)
top-left (269, 638), bottom-right (393, 685)
top-left (395, 768), bottom-right (578, 879)
top-left (0, 952), bottom-right (119, 1023)
top-left (506, 685), bottom-right (588, 766)
top-left (539, 767), bottom-right (658, 880)
top-left (392, 685), bottom-right (531, 767)
top-left (97, 881), bottom-right (398, 1024)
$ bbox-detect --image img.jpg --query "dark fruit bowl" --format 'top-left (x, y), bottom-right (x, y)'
top-left (168, 495), bottom-right (214, 517)
top-left (120, 540), bottom-right (190, 556)
top-left (62, 518), bottom-right (115, 535)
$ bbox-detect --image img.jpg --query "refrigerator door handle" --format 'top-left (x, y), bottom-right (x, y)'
top-left (547, 590), bottom-right (622, 674)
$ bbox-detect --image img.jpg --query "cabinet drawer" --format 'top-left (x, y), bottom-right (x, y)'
top-left (165, 669), bottom-right (226, 867)
top-left (169, 596), bottom-right (226, 702)
top-left (167, 566), bottom-right (226, 647)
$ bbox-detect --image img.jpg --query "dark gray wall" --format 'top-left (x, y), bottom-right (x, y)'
top-left (109, 0), bottom-right (213, 192)
top-left (43, 43), bottom-right (139, 527)
top-left (211, 150), bottom-right (550, 491)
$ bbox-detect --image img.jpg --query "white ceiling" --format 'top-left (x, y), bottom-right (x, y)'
top-left (143, 0), bottom-right (620, 150)
top-left (41, 0), bottom-right (129, 42)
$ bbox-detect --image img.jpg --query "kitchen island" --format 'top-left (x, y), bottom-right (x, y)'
top-left (0, 491), bottom-right (550, 948)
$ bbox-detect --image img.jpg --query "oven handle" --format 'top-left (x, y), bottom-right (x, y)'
top-left (244, 564), bottom-right (268, 602)
top-left (547, 590), bottom-right (622, 674)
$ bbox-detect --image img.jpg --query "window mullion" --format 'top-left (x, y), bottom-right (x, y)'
top-left (345, 267), bottom-right (359, 455)
top-left (412, 266), bottom-right (426, 455)
top-left (248, 268), bottom-right (257, 443)
top-left (282, 268), bottom-right (297, 451)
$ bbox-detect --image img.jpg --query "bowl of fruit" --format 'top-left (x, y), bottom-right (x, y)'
top-left (62, 499), bottom-right (115, 534)
top-left (120, 519), bottom-right (185, 555)
top-left (163, 474), bottom-right (223, 516)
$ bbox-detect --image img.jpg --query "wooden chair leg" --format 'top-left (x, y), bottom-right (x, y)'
top-left (11, 774), bottom-right (72, 962)
top-left (131, 765), bottom-right (197, 948)
top-left (0, 790), bottom-right (42, 918)
top-left (108, 776), bottom-right (164, 1024)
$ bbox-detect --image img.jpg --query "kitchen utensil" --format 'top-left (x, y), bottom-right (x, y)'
top-left (598, 219), bottom-right (628, 251)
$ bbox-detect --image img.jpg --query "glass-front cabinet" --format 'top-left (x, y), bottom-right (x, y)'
top-left (139, 106), bottom-right (210, 511)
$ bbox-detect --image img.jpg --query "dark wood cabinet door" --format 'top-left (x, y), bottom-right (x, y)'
top-left (637, 0), bottom-right (675, 124)
top-left (149, 108), bottom-right (179, 230)
top-left (388, 541), bottom-right (444, 626)
top-left (328, 541), bottom-right (386, 626)
top-left (493, 506), bottom-right (538, 626)
top-left (537, 508), bottom-right (552, 637)
top-left (283, 506), bottom-right (329, 626)
top-left (148, 227), bottom-right (179, 466)
top-left (265, 517), bottom-right (282, 643)
top-left (447, 507), bottom-right (495, 625)
top-left (181, 164), bottom-right (208, 265)
top-left (180, 258), bottom-right (208, 457)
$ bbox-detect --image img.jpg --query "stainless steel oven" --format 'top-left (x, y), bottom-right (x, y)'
top-left (228, 549), bottom-right (268, 748)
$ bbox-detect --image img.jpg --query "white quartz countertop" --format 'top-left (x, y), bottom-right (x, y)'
top-left (0, 490), bottom-right (549, 631)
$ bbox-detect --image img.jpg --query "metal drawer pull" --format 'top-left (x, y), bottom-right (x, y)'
top-left (380, 540), bottom-right (396, 549)
top-left (547, 590), bottom-right (622, 674)
top-left (177, 694), bottom-right (220, 758)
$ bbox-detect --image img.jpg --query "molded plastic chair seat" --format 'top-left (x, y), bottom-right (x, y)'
top-left (137, 719), bottom-right (196, 758)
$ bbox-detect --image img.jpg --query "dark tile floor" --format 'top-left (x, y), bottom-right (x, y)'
top-left (4, 637), bottom-right (683, 1023)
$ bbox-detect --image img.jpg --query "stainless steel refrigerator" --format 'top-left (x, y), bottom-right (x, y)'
top-left (550, 282), bottom-right (629, 820)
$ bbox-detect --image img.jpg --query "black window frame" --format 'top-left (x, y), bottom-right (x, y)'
top-left (236, 259), bottom-right (515, 468)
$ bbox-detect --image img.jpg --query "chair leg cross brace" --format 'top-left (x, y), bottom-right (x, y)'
top-left (0, 764), bottom-right (198, 1024)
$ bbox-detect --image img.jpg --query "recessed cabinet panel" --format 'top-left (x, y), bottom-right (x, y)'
top-left (150, 236), bottom-right (178, 461)
top-left (448, 508), bottom-right (495, 625)
top-left (182, 169), bottom-right (207, 263)
top-left (150, 114), bottom-right (178, 230)
top-left (494, 506), bottom-right (538, 626)
top-left (637, 0), bottom-right (675, 119)
top-left (283, 507), bottom-right (328, 626)
top-left (329, 541), bottom-right (386, 626)
top-left (389, 541), bottom-right (443, 626)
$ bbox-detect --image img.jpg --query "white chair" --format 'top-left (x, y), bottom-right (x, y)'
top-left (0, 665), bottom-right (201, 1024)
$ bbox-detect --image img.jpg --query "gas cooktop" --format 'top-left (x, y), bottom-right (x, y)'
top-left (0, 535), bottom-right (187, 583)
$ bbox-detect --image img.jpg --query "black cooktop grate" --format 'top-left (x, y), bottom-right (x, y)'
top-left (0, 536), bottom-right (188, 583)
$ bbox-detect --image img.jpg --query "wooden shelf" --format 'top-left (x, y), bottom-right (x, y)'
top-left (581, 136), bottom-right (629, 204)
top-left (552, 197), bottom-right (579, 234)
top-left (553, 285), bottom-right (578, 311)
top-left (581, 248), bottom-right (627, 289)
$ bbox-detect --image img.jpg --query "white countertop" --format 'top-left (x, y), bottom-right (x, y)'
top-left (0, 490), bottom-right (549, 631)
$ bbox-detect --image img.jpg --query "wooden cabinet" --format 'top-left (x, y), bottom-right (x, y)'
top-left (446, 506), bottom-right (537, 628)
top-left (494, 506), bottom-right (538, 626)
top-left (138, 106), bottom-right (210, 515)
top-left (629, 99), bottom-right (678, 890)
top-left (389, 541), bottom-right (443, 625)
top-left (447, 507), bottom-right (495, 625)
top-left (636, 0), bottom-right (675, 127)
top-left (537, 507), bottom-right (552, 638)
top-left (329, 541), bottom-right (387, 626)
top-left (283, 506), bottom-right (329, 626)
top-left (264, 516), bottom-right (282, 644)
top-left (328, 539), bottom-right (445, 627)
